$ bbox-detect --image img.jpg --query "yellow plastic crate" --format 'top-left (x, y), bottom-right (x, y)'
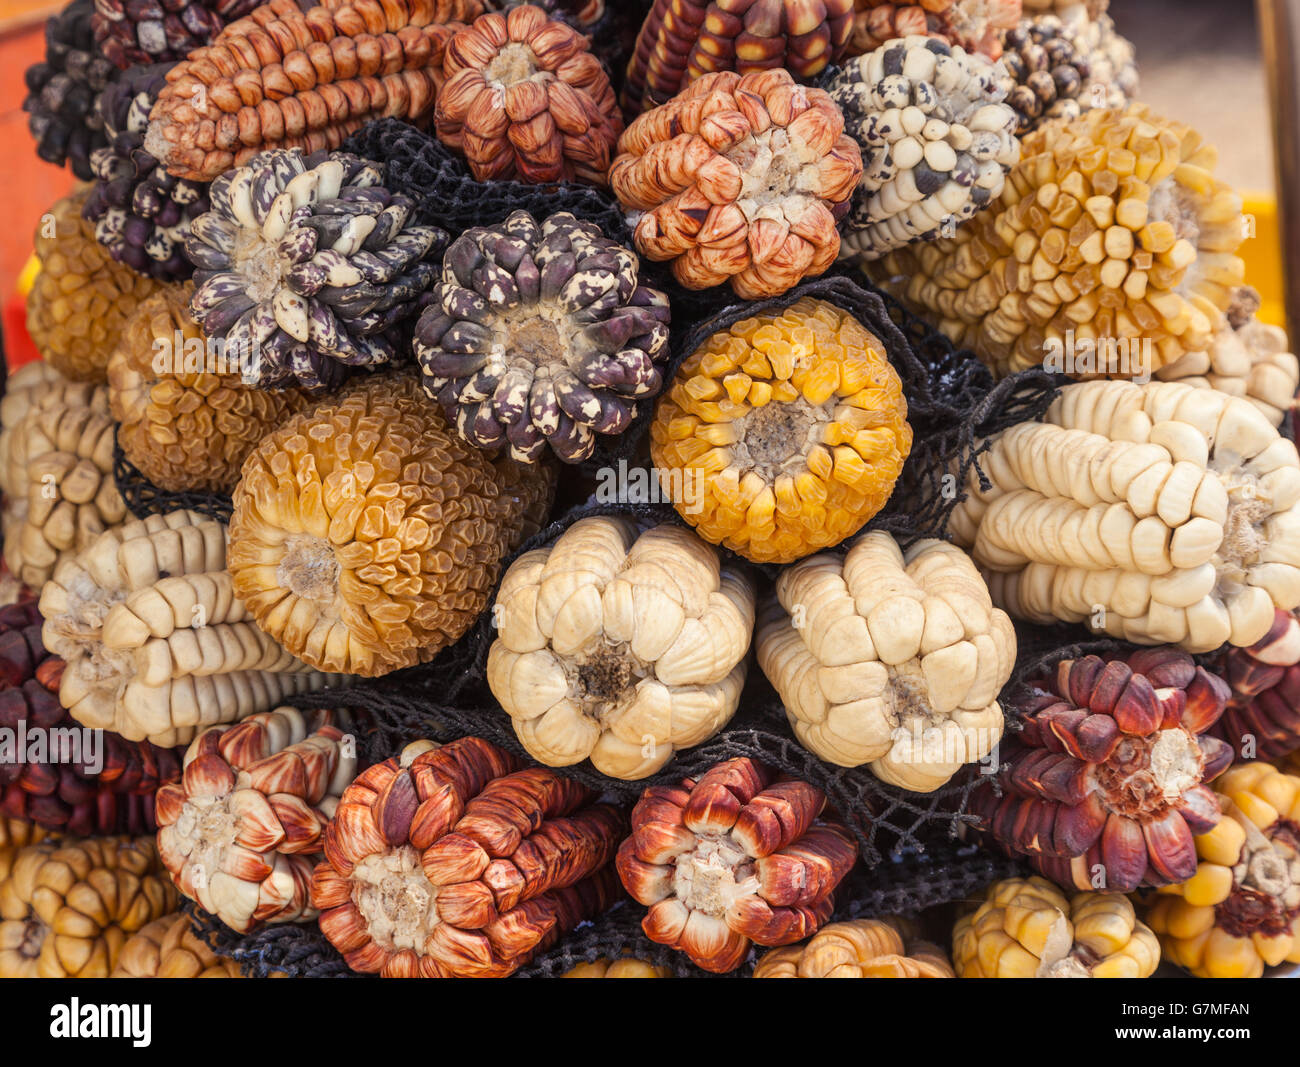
top-left (1241, 191), bottom-right (1286, 329)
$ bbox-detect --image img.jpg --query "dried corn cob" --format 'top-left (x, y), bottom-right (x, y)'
top-left (111, 912), bottom-right (245, 976)
top-left (948, 379), bottom-right (1300, 651)
top-left (0, 836), bottom-right (176, 977)
top-left (40, 511), bottom-right (332, 748)
top-left (1145, 763), bottom-right (1300, 978)
top-left (610, 69), bottom-right (863, 298)
top-left (873, 104), bottom-right (1246, 378)
top-left (155, 706), bottom-right (356, 932)
top-left (435, 4), bottom-right (622, 185)
top-left (953, 875), bottom-right (1160, 976)
top-left (311, 736), bottom-right (624, 976)
top-left (621, 0), bottom-right (855, 118)
top-left (0, 362), bottom-right (127, 591)
top-left (145, 0), bottom-right (478, 182)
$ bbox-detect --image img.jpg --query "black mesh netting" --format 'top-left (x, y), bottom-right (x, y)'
top-left (345, 659), bottom-right (996, 863)
top-left (518, 835), bottom-right (1028, 978)
top-left (342, 118), bottom-right (637, 247)
top-left (112, 432), bottom-right (235, 523)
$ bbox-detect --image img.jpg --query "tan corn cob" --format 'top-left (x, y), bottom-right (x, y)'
top-left (111, 913), bottom-right (244, 977)
top-left (754, 916), bottom-right (955, 977)
top-left (758, 532), bottom-right (1014, 790)
top-left (0, 836), bottom-right (176, 977)
top-left (873, 104), bottom-right (1246, 378)
top-left (0, 362), bottom-right (126, 589)
top-left (488, 517), bottom-right (754, 779)
top-left (953, 875), bottom-right (1160, 977)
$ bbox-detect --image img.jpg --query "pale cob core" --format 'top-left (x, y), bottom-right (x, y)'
top-left (1219, 824), bottom-right (1300, 939)
top-left (485, 43), bottom-right (540, 88)
top-left (879, 663), bottom-right (948, 729)
top-left (1094, 728), bottom-right (1203, 820)
top-left (734, 395), bottom-right (832, 481)
top-left (278, 536), bottom-right (341, 606)
top-left (173, 794), bottom-right (240, 888)
top-left (351, 847), bottom-right (440, 952)
top-left (232, 227), bottom-right (288, 305)
top-left (560, 640), bottom-right (655, 725)
top-left (1039, 955), bottom-right (1092, 978)
top-left (47, 572), bottom-right (133, 686)
top-left (1219, 471), bottom-right (1270, 581)
top-left (1150, 177), bottom-right (1215, 316)
top-left (672, 834), bottom-right (758, 917)
top-left (487, 306), bottom-right (571, 374)
top-left (1149, 179), bottom-right (1201, 256)
top-left (729, 126), bottom-right (819, 224)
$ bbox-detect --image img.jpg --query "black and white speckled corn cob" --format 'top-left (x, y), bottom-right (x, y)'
top-left (829, 35), bottom-right (1020, 262)
top-left (184, 149), bottom-right (448, 391)
top-left (415, 210), bottom-right (670, 464)
top-left (83, 64), bottom-right (210, 282)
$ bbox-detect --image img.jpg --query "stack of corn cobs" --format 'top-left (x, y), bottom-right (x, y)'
top-left (4, 0), bottom-right (1299, 980)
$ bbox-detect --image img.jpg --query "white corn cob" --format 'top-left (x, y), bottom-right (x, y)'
top-left (757, 531), bottom-right (1014, 791)
top-left (40, 510), bottom-right (334, 747)
top-left (950, 380), bottom-right (1300, 651)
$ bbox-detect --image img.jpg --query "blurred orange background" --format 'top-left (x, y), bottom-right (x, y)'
top-left (0, 0), bottom-right (76, 310)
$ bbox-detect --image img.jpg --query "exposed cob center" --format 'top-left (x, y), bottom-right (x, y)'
top-left (1149, 178), bottom-right (1202, 248)
top-left (672, 833), bottom-right (758, 917)
top-left (1094, 728), bottom-right (1204, 819)
top-left (568, 643), bottom-right (652, 716)
top-left (351, 847), bottom-right (440, 952)
top-left (173, 794), bottom-right (239, 881)
top-left (1038, 954), bottom-right (1094, 978)
top-left (886, 663), bottom-right (940, 721)
top-left (733, 396), bottom-right (834, 482)
top-left (44, 578), bottom-right (135, 689)
top-left (1148, 177), bottom-right (1208, 303)
top-left (878, 661), bottom-right (996, 769)
top-left (66, 640), bottom-right (136, 693)
top-left (485, 43), bottom-right (542, 89)
top-left (729, 126), bottom-right (819, 223)
top-left (232, 227), bottom-right (288, 304)
top-left (1034, 912), bottom-right (1099, 978)
top-left (17, 914), bottom-right (46, 960)
top-left (1217, 469), bottom-right (1270, 582)
top-left (575, 646), bottom-right (635, 700)
top-left (489, 305), bottom-right (572, 371)
top-left (1217, 822), bottom-right (1300, 939)
top-left (277, 536), bottom-right (341, 605)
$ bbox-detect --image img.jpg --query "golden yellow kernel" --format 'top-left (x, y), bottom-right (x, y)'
top-left (871, 105), bottom-right (1245, 379)
top-left (649, 298), bottom-right (909, 564)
